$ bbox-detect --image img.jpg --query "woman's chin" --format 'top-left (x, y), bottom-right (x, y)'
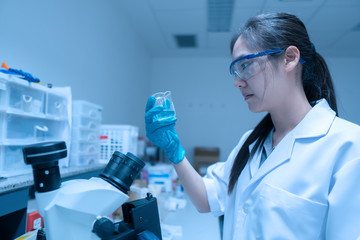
top-left (247, 103), bottom-right (265, 113)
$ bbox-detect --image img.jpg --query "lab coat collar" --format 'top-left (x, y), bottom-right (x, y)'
top-left (247, 98), bottom-right (336, 182)
top-left (292, 98), bottom-right (336, 139)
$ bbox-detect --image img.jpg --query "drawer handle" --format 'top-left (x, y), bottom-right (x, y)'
top-left (88, 122), bottom-right (97, 129)
top-left (23, 95), bottom-right (33, 103)
top-left (88, 134), bottom-right (96, 141)
top-left (88, 146), bottom-right (96, 153)
top-left (55, 101), bottom-right (62, 109)
top-left (35, 125), bottom-right (49, 132)
top-left (89, 110), bottom-right (98, 118)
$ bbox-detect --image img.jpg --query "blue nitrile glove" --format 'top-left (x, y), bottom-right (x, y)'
top-left (145, 96), bottom-right (185, 164)
top-left (137, 230), bottom-right (160, 240)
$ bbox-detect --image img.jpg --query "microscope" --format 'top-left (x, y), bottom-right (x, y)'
top-left (23, 141), bottom-right (162, 240)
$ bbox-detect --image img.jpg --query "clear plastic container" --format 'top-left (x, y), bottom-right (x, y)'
top-left (72, 128), bottom-right (99, 142)
top-left (72, 116), bottom-right (101, 130)
top-left (46, 93), bottom-right (68, 118)
top-left (70, 141), bottom-right (99, 155)
top-left (69, 153), bottom-right (98, 167)
top-left (8, 83), bottom-right (45, 114)
top-left (5, 113), bottom-right (68, 143)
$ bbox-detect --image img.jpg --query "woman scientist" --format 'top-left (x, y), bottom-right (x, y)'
top-left (145, 12), bottom-right (360, 239)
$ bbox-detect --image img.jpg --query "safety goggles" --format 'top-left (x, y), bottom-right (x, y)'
top-left (229, 48), bottom-right (306, 81)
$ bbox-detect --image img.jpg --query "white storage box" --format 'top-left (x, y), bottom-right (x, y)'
top-left (71, 100), bottom-right (102, 167)
top-left (73, 100), bottom-right (102, 120)
top-left (99, 125), bottom-right (139, 163)
top-left (70, 141), bottom-right (99, 155)
top-left (147, 164), bottom-right (175, 193)
top-left (69, 153), bottom-right (98, 167)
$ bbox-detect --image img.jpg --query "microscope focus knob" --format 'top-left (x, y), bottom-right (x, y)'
top-left (93, 217), bottom-right (115, 239)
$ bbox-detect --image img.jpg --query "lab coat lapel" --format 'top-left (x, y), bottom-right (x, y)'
top-left (249, 132), bottom-right (294, 185)
top-left (246, 99), bottom-right (336, 186)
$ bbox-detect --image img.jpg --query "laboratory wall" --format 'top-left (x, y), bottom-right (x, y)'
top-left (0, 0), bottom-right (151, 134)
top-left (151, 56), bottom-right (360, 163)
top-left (327, 57), bottom-right (360, 124)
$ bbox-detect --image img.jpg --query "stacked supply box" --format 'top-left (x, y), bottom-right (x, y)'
top-left (0, 72), bottom-right (71, 177)
top-left (193, 147), bottom-right (220, 176)
top-left (99, 125), bottom-right (139, 163)
top-left (70, 100), bottom-right (102, 166)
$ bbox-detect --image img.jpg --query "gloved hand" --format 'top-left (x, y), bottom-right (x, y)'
top-left (145, 96), bottom-right (185, 164)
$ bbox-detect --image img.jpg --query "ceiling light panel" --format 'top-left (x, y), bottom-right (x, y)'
top-left (207, 0), bottom-right (235, 32)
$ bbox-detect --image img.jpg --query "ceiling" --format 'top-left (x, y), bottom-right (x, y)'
top-left (115, 0), bottom-right (360, 58)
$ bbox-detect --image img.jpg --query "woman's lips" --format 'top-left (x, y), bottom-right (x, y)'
top-left (244, 94), bottom-right (253, 101)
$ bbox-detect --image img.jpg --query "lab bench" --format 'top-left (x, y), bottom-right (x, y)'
top-left (0, 163), bottom-right (106, 239)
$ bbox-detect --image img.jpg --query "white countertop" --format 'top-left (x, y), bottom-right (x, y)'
top-left (161, 194), bottom-right (221, 240)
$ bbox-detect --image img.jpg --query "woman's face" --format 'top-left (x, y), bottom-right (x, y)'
top-left (232, 36), bottom-right (284, 113)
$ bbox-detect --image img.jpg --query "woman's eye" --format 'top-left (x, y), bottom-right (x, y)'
top-left (240, 61), bottom-right (252, 70)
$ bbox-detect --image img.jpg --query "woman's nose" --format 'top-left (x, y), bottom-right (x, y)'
top-left (234, 77), bottom-right (247, 89)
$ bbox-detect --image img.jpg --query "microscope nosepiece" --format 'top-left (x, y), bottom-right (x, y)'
top-left (100, 151), bottom-right (145, 194)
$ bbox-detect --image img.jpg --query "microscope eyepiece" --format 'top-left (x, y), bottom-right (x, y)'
top-left (23, 141), bottom-right (67, 167)
top-left (100, 151), bottom-right (145, 194)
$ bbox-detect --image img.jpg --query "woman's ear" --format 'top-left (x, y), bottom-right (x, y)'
top-left (284, 46), bottom-right (301, 72)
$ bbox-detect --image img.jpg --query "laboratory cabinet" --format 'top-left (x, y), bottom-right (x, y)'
top-left (0, 74), bottom-right (110, 239)
top-left (0, 72), bottom-right (71, 177)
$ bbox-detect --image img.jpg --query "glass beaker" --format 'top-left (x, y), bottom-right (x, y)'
top-left (152, 91), bottom-right (176, 121)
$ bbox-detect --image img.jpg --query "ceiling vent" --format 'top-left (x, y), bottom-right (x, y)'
top-left (207, 0), bottom-right (235, 32)
top-left (174, 34), bottom-right (197, 48)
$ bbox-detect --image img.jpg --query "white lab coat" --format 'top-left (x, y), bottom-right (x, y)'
top-left (203, 99), bottom-right (360, 240)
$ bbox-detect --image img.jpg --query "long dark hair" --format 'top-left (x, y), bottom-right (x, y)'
top-left (228, 12), bottom-right (337, 194)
